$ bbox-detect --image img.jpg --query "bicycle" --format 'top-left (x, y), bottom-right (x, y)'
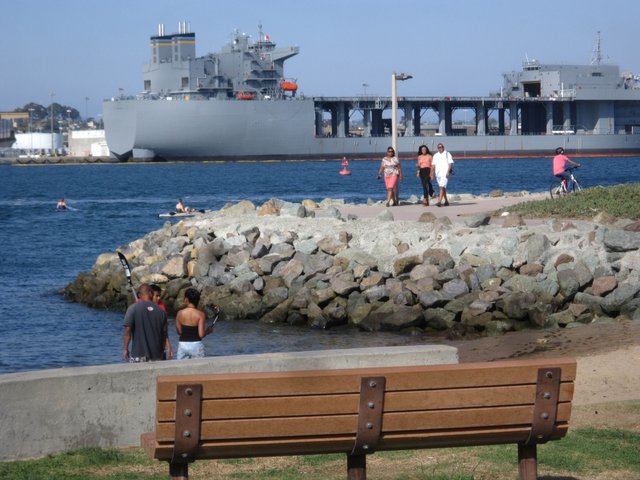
top-left (549, 166), bottom-right (582, 199)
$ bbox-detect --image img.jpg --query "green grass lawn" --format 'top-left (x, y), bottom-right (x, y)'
top-left (499, 183), bottom-right (640, 220)
top-left (2, 426), bottom-right (639, 480)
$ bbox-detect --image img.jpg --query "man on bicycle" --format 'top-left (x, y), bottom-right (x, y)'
top-left (553, 147), bottom-right (581, 192)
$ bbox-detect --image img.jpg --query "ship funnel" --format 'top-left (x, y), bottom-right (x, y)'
top-left (158, 23), bottom-right (165, 36)
top-left (177, 21), bottom-right (189, 34)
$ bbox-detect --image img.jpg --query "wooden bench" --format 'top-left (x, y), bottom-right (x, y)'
top-left (142, 357), bottom-right (576, 480)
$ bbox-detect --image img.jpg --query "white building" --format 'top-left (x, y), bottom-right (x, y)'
top-left (12, 130), bottom-right (109, 157)
top-left (12, 133), bottom-right (63, 154)
top-left (68, 130), bottom-right (109, 157)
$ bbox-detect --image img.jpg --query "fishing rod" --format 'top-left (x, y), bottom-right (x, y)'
top-left (204, 304), bottom-right (220, 333)
top-left (116, 251), bottom-right (137, 301)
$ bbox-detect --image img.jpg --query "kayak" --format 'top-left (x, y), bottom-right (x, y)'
top-left (158, 209), bottom-right (206, 218)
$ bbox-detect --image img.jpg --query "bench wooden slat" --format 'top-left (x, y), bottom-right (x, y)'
top-left (156, 383), bottom-right (574, 422)
top-left (144, 357), bottom-right (577, 479)
top-left (155, 358), bottom-right (576, 400)
top-left (155, 402), bottom-right (572, 442)
top-left (144, 424), bottom-right (570, 461)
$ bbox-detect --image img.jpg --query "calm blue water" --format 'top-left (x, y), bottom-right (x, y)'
top-left (1, 156), bottom-right (639, 374)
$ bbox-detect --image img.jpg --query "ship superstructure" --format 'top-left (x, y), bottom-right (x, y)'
top-left (502, 60), bottom-right (640, 135)
top-left (143, 22), bottom-right (299, 100)
top-left (103, 24), bottom-right (640, 161)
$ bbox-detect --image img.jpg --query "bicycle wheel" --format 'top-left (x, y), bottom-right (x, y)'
top-left (549, 182), bottom-right (565, 199)
top-left (573, 179), bottom-right (582, 192)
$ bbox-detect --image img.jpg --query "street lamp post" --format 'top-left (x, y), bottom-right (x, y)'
top-left (391, 72), bottom-right (412, 155)
top-left (50, 92), bottom-right (55, 155)
top-left (391, 73), bottom-right (412, 205)
top-left (66, 109), bottom-right (72, 154)
top-left (28, 108), bottom-right (34, 155)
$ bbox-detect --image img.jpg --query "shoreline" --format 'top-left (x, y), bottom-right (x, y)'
top-left (63, 193), bottom-right (640, 340)
top-left (3, 152), bottom-right (640, 166)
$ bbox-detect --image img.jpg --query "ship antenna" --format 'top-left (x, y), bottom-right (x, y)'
top-left (257, 21), bottom-right (263, 50)
top-left (591, 31), bottom-right (602, 65)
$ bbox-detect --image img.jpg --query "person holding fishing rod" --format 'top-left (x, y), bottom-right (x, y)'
top-left (175, 288), bottom-right (216, 360)
top-left (118, 252), bottom-right (219, 361)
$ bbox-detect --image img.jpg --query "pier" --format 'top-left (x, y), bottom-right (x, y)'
top-left (313, 94), bottom-right (576, 139)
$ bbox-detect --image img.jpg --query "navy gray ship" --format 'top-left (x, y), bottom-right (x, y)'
top-left (103, 24), bottom-right (640, 161)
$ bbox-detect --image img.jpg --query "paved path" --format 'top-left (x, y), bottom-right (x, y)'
top-left (338, 193), bottom-right (547, 223)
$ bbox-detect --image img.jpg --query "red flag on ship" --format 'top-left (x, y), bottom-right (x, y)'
top-left (264, 34), bottom-right (270, 41)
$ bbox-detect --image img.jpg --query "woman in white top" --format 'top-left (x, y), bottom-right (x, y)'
top-left (376, 147), bottom-right (404, 206)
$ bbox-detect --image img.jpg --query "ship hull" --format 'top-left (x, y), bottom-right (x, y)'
top-left (104, 99), bottom-right (640, 160)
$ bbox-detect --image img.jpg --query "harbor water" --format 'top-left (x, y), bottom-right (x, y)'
top-left (1, 156), bottom-right (639, 374)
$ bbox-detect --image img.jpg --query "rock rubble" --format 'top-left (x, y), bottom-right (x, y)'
top-left (63, 198), bottom-right (640, 335)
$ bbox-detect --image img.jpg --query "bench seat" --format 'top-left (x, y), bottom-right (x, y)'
top-left (142, 357), bottom-right (576, 479)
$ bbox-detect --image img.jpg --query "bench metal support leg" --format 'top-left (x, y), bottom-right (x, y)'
top-left (169, 461), bottom-right (188, 480)
top-left (518, 443), bottom-right (537, 480)
top-left (347, 453), bottom-right (366, 480)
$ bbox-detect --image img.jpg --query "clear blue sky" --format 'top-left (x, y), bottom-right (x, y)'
top-left (1, 0), bottom-right (637, 118)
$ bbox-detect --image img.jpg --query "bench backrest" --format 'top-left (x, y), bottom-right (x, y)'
top-left (144, 357), bottom-right (576, 462)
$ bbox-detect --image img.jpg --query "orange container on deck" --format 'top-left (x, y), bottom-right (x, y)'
top-left (280, 81), bottom-right (298, 92)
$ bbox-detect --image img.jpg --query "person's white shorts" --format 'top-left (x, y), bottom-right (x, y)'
top-left (177, 341), bottom-right (205, 359)
top-left (436, 172), bottom-right (448, 188)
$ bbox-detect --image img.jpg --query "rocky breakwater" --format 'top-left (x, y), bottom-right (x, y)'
top-left (63, 198), bottom-right (640, 335)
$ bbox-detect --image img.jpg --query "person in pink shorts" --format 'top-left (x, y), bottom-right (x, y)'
top-left (377, 146), bottom-right (404, 206)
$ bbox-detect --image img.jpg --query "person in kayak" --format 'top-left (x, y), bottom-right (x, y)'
top-left (175, 198), bottom-right (194, 213)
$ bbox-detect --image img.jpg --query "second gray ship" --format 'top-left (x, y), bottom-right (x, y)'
top-left (103, 23), bottom-right (640, 161)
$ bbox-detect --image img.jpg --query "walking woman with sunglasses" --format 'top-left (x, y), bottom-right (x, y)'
top-left (377, 146), bottom-right (404, 206)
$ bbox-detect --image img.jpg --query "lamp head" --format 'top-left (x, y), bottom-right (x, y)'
top-left (395, 73), bottom-right (413, 81)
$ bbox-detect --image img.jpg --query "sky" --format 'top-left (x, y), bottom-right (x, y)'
top-left (1, 0), bottom-right (638, 118)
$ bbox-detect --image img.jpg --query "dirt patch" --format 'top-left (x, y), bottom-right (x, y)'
top-left (448, 317), bottom-right (639, 363)
top-left (440, 318), bottom-right (640, 406)
top-left (571, 401), bottom-right (640, 431)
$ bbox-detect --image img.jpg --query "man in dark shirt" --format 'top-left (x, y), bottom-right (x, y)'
top-left (123, 283), bottom-right (172, 362)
